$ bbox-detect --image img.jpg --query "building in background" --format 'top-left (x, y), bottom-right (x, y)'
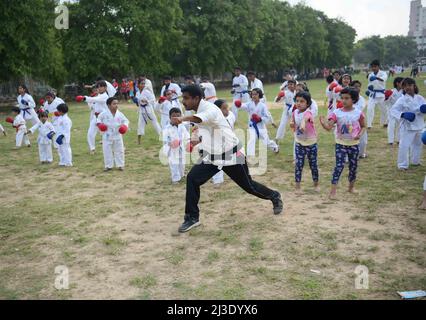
top-left (409, 0), bottom-right (426, 51)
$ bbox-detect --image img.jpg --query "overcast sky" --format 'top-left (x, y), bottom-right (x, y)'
top-left (287, 0), bottom-right (414, 40)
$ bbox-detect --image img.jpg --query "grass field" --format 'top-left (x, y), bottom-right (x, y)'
top-left (0, 73), bottom-right (425, 300)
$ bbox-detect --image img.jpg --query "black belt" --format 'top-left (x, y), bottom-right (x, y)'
top-left (199, 142), bottom-right (243, 162)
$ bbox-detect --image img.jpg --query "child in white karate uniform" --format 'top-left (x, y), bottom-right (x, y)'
top-left (43, 92), bottom-right (65, 150)
top-left (231, 67), bottom-right (250, 120)
top-left (366, 60), bottom-right (388, 128)
top-left (0, 123), bottom-right (6, 136)
top-left (55, 104), bottom-right (73, 167)
top-left (275, 80), bottom-right (296, 141)
top-left (17, 85), bottom-right (39, 126)
top-left (135, 80), bottom-right (162, 145)
top-left (27, 111), bottom-right (55, 164)
top-left (351, 80), bottom-right (368, 158)
top-left (162, 108), bottom-right (190, 184)
top-left (236, 88), bottom-right (279, 157)
top-left (7, 107), bottom-right (30, 148)
top-left (390, 78), bottom-right (425, 170)
top-left (155, 90), bottom-right (174, 129)
top-left (97, 97), bottom-right (130, 171)
top-left (386, 77), bottom-right (404, 145)
top-left (211, 100), bottom-right (236, 185)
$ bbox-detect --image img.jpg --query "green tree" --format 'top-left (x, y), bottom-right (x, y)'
top-left (383, 36), bottom-right (417, 65)
top-left (353, 36), bottom-right (385, 65)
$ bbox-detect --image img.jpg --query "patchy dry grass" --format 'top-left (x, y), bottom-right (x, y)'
top-left (0, 73), bottom-right (424, 299)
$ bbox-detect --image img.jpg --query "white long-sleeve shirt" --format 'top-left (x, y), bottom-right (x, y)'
top-left (390, 94), bottom-right (425, 131)
top-left (13, 114), bottom-right (27, 132)
top-left (43, 97), bottom-right (65, 114)
top-left (232, 75), bottom-right (249, 94)
top-left (200, 82), bottom-right (217, 102)
top-left (17, 93), bottom-right (35, 110)
top-left (250, 78), bottom-right (264, 93)
top-left (162, 123), bottom-right (190, 159)
top-left (240, 101), bottom-right (273, 128)
top-left (56, 114), bottom-right (72, 143)
top-left (367, 70), bottom-right (388, 99)
top-left (135, 88), bottom-right (156, 108)
top-left (97, 109), bottom-right (129, 142)
top-left (29, 121), bottom-right (55, 145)
top-left (85, 92), bottom-right (109, 115)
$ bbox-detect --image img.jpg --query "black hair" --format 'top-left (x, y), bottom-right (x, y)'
top-left (107, 97), bottom-right (118, 106)
top-left (297, 82), bottom-right (309, 92)
top-left (234, 67), bottom-right (242, 71)
top-left (19, 84), bottom-right (30, 94)
top-left (163, 75), bottom-right (172, 81)
top-left (38, 111), bottom-right (49, 118)
top-left (247, 71), bottom-right (256, 76)
top-left (251, 88), bottom-right (264, 99)
top-left (201, 77), bottom-right (209, 82)
top-left (326, 75), bottom-right (334, 84)
top-left (181, 85), bottom-right (203, 99)
top-left (57, 103), bottom-right (69, 114)
top-left (214, 99), bottom-right (226, 109)
top-left (393, 77), bottom-right (404, 89)
top-left (341, 87), bottom-right (359, 103)
top-left (370, 60), bottom-right (380, 67)
top-left (169, 107), bottom-right (182, 117)
top-left (288, 79), bottom-right (297, 85)
top-left (184, 75), bottom-right (194, 81)
top-left (295, 91), bottom-right (312, 107)
top-left (350, 80), bottom-right (362, 87)
top-left (401, 78), bottom-right (419, 94)
top-left (96, 80), bottom-right (107, 88)
top-left (339, 74), bottom-right (353, 86)
top-left (333, 70), bottom-right (341, 76)
top-left (45, 91), bottom-right (56, 99)
top-left (96, 76), bottom-right (104, 81)
top-left (11, 106), bottom-right (20, 113)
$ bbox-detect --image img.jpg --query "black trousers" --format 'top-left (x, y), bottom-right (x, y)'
top-left (185, 154), bottom-right (278, 221)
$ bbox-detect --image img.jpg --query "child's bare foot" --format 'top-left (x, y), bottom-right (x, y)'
top-left (314, 183), bottom-right (320, 193)
top-left (295, 183), bottom-right (302, 195)
top-left (329, 185), bottom-right (337, 200)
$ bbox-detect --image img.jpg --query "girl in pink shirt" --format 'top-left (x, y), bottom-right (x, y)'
top-left (290, 91), bottom-right (319, 192)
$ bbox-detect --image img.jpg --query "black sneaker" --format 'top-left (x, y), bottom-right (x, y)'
top-left (271, 192), bottom-right (283, 215)
top-left (178, 217), bottom-right (201, 233)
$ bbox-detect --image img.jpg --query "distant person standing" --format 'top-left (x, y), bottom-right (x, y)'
top-left (231, 67), bottom-right (250, 120)
top-left (366, 60), bottom-right (388, 129)
top-left (247, 71), bottom-right (266, 102)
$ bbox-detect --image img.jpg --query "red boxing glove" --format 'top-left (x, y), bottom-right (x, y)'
top-left (278, 91), bottom-right (285, 98)
top-left (336, 101), bottom-right (344, 109)
top-left (90, 92), bottom-right (97, 97)
top-left (292, 105), bottom-right (297, 112)
top-left (38, 108), bottom-right (45, 114)
top-left (329, 82), bottom-right (338, 91)
top-left (118, 124), bottom-right (128, 135)
top-left (97, 123), bottom-right (108, 132)
top-left (334, 86), bottom-right (343, 94)
top-left (251, 114), bottom-right (262, 123)
top-left (186, 142), bottom-right (194, 153)
top-left (75, 95), bottom-right (85, 103)
top-left (234, 100), bottom-right (242, 108)
top-left (5, 117), bottom-right (14, 124)
top-left (158, 96), bottom-right (167, 103)
top-left (170, 139), bottom-right (180, 149)
top-left (54, 111), bottom-right (60, 117)
top-left (39, 98), bottom-right (45, 105)
top-left (384, 89), bottom-right (393, 100)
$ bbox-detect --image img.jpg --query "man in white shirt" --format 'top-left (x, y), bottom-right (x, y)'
top-left (200, 78), bottom-right (217, 103)
top-left (247, 71), bottom-right (266, 102)
top-left (231, 67), bottom-right (250, 120)
top-left (366, 60), bottom-right (389, 128)
top-left (170, 85), bottom-right (283, 233)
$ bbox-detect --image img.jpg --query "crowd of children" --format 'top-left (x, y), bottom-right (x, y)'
top-left (1, 61), bottom-right (425, 206)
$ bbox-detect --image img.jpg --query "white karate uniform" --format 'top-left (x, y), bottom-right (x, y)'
top-left (43, 97), bottom-right (65, 149)
top-left (240, 101), bottom-right (279, 156)
top-left (232, 74), bottom-right (250, 119)
top-left (13, 114), bottom-right (30, 147)
top-left (354, 95), bottom-right (368, 155)
top-left (387, 89), bottom-right (403, 144)
top-left (56, 114), bottom-right (73, 166)
top-left (367, 70), bottom-right (388, 127)
top-left (155, 100), bottom-right (173, 129)
top-left (161, 83), bottom-right (182, 110)
top-left (390, 94), bottom-right (425, 169)
top-left (97, 109), bottom-right (129, 169)
top-left (17, 93), bottom-right (39, 125)
top-left (162, 123), bottom-right (190, 182)
top-left (212, 113), bottom-right (236, 184)
top-left (135, 89), bottom-right (162, 136)
top-left (85, 93), bottom-right (109, 152)
top-left (29, 121), bottom-right (55, 163)
top-left (0, 124), bottom-right (4, 134)
top-left (250, 78), bottom-right (266, 102)
top-left (325, 81), bottom-right (338, 114)
top-left (276, 90), bottom-right (296, 140)
top-left (200, 82), bottom-right (217, 103)
top-left (105, 80), bottom-right (117, 97)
